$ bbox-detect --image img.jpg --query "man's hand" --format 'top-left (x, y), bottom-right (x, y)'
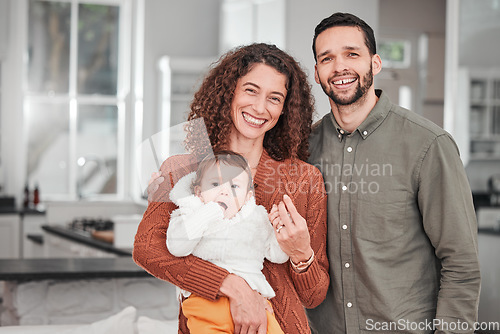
top-left (219, 274), bottom-right (268, 334)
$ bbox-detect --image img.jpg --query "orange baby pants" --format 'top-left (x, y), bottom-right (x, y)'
top-left (181, 295), bottom-right (284, 334)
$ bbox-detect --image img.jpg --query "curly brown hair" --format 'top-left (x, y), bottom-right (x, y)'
top-left (185, 43), bottom-right (315, 162)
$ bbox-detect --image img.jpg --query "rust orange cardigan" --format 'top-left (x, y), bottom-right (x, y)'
top-left (133, 150), bottom-right (329, 334)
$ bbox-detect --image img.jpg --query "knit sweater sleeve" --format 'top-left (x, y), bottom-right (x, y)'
top-left (133, 155), bottom-right (229, 301)
top-left (288, 164), bottom-right (330, 309)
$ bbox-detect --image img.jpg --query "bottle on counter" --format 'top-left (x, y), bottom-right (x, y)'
top-left (33, 183), bottom-right (40, 208)
top-left (23, 183), bottom-right (30, 208)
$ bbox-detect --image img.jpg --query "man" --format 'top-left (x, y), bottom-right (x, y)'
top-left (307, 12), bottom-right (480, 334)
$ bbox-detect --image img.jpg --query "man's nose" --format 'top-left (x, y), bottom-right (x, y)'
top-left (333, 58), bottom-right (349, 73)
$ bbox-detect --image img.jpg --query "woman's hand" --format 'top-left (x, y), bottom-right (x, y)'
top-left (219, 274), bottom-right (269, 334)
top-left (147, 171), bottom-right (164, 202)
top-left (269, 194), bottom-right (313, 264)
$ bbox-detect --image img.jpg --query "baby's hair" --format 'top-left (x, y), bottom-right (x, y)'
top-left (191, 150), bottom-right (254, 193)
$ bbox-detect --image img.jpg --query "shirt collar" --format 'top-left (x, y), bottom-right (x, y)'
top-left (328, 89), bottom-right (391, 141)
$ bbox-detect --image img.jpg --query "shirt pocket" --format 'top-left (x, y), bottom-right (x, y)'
top-left (354, 189), bottom-right (408, 243)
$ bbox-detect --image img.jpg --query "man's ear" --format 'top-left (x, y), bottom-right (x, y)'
top-left (314, 64), bottom-right (321, 84)
top-left (372, 54), bottom-right (382, 76)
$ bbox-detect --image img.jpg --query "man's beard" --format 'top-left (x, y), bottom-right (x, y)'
top-left (321, 64), bottom-right (373, 106)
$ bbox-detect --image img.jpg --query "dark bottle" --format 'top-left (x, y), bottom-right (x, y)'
top-left (23, 183), bottom-right (30, 208)
top-left (33, 183), bottom-right (40, 207)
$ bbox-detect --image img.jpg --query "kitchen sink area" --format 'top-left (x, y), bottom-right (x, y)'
top-left (0, 199), bottom-right (182, 328)
top-left (42, 200), bottom-right (146, 256)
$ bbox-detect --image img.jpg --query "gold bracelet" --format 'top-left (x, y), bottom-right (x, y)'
top-left (290, 251), bottom-right (314, 273)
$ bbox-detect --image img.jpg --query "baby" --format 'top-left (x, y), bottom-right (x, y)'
top-left (166, 150), bottom-right (287, 334)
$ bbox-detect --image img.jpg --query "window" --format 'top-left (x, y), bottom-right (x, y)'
top-left (378, 39), bottom-right (411, 69)
top-left (25, 0), bottom-right (129, 199)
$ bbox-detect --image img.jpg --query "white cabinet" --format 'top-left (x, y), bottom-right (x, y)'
top-left (0, 214), bottom-right (20, 259)
top-left (468, 69), bottom-right (500, 160)
top-left (22, 212), bottom-right (46, 258)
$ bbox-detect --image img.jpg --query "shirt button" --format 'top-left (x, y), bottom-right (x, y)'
top-left (342, 224), bottom-right (348, 230)
top-left (340, 129), bottom-right (345, 134)
top-left (347, 146), bottom-right (353, 153)
top-left (347, 302), bottom-right (353, 308)
top-left (345, 263), bottom-right (350, 268)
top-left (341, 185), bottom-right (347, 191)
top-left (363, 130), bottom-right (368, 135)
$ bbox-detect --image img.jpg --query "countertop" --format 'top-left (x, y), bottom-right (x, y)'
top-left (42, 224), bottom-right (131, 256)
top-left (0, 257), bottom-right (150, 281)
top-left (478, 227), bottom-right (500, 236)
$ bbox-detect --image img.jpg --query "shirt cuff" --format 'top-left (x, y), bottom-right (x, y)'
top-left (289, 259), bottom-right (323, 292)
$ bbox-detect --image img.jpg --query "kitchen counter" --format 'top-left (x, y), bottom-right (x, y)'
top-left (0, 257), bottom-right (150, 281)
top-left (478, 227), bottom-right (500, 236)
top-left (42, 224), bottom-right (131, 256)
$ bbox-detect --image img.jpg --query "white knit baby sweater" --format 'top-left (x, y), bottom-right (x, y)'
top-left (166, 172), bottom-right (288, 298)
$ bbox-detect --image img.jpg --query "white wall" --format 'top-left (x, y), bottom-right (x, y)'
top-left (459, 0), bottom-right (500, 69)
top-left (378, 0), bottom-right (446, 126)
top-left (0, 0), bottom-right (26, 203)
top-left (141, 0), bottom-right (220, 140)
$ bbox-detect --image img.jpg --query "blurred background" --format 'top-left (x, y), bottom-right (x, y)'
top-left (0, 0), bottom-right (499, 328)
top-left (0, 0), bottom-right (499, 201)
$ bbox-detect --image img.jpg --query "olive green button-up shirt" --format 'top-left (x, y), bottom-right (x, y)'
top-left (307, 90), bottom-right (480, 334)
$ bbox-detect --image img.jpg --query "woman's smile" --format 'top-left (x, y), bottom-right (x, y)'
top-left (242, 112), bottom-right (266, 127)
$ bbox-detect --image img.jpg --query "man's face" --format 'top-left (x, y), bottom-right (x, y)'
top-left (314, 26), bottom-right (381, 106)
top-left (195, 163), bottom-right (252, 219)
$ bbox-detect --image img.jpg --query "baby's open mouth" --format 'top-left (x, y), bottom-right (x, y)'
top-left (217, 202), bottom-right (228, 210)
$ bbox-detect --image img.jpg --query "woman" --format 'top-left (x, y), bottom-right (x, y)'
top-left (133, 43), bottom-right (329, 334)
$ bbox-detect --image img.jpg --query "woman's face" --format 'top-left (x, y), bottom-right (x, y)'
top-left (230, 63), bottom-right (288, 142)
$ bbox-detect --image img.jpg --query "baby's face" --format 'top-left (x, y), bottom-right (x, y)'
top-left (196, 164), bottom-right (252, 219)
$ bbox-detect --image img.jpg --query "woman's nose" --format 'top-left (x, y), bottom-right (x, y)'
top-left (252, 95), bottom-right (267, 114)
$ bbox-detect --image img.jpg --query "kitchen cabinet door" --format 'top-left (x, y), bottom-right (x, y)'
top-left (0, 214), bottom-right (20, 259)
top-left (22, 213), bottom-right (46, 258)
